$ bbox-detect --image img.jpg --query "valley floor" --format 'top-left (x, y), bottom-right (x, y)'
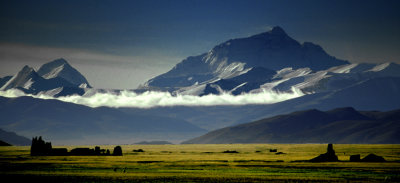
top-left (1, 144), bottom-right (399, 182)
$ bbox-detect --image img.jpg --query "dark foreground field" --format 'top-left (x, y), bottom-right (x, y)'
top-left (1, 144), bottom-right (399, 182)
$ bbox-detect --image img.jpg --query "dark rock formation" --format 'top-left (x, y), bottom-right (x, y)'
top-left (361, 153), bottom-right (385, 162)
top-left (113, 146), bottom-right (123, 156)
top-left (310, 144), bottom-right (339, 162)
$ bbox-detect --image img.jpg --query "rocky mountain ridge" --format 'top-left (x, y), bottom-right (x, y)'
top-left (0, 58), bottom-right (90, 97)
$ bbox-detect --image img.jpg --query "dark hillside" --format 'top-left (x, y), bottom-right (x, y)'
top-left (183, 107), bottom-right (400, 144)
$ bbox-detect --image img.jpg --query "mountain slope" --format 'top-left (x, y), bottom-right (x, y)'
top-left (122, 76), bottom-right (400, 132)
top-left (183, 107), bottom-right (400, 144)
top-left (142, 26), bottom-right (348, 93)
top-left (0, 128), bottom-right (31, 146)
top-left (0, 96), bottom-right (206, 145)
top-left (140, 26), bottom-right (400, 97)
top-left (0, 76), bottom-right (12, 88)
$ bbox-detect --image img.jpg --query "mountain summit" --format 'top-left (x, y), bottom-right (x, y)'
top-left (269, 26), bottom-right (286, 35)
top-left (37, 58), bottom-right (91, 88)
top-left (142, 26), bottom-right (348, 94)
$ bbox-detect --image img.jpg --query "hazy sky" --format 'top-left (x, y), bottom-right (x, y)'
top-left (0, 0), bottom-right (399, 89)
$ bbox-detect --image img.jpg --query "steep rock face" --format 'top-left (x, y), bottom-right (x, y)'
top-left (143, 26), bottom-right (348, 92)
top-left (0, 76), bottom-right (12, 88)
top-left (201, 67), bottom-right (277, 95)
top-left (0, 66), bottom-right (43, 91)
top-left (37, 58), bottom-right (91, 88)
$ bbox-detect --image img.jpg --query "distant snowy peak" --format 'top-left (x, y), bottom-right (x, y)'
top-left (205, 26), bottom-right (347, 70)
top-left (37, 58), bottom-right (91, 88)
top-left (0, 59), bottom-right (90, 96)
top-left (143, 26), bottom-right (348, 91)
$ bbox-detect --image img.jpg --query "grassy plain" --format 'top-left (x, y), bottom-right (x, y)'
top-left (1, 144), bottom-right (400, 182)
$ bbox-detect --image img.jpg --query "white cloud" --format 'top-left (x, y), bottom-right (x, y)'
top-left (0, 89), bottom-right (27, 98)
top-left (0, 88), bottom-right (304, 108)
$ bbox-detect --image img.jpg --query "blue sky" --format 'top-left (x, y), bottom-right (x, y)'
top-left (0, 0), bottom-right (399, 89)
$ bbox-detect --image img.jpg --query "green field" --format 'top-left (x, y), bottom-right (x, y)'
top-left (1, 144), bottom-right (400, 182)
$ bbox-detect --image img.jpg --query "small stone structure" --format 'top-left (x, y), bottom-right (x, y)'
top-left (310, 144), bottom-right (339, 162)
top-left (30, 136), bottom-right (121, 156)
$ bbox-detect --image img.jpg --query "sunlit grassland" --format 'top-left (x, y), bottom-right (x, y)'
top-left (1, 144), bottom-right (400, 182)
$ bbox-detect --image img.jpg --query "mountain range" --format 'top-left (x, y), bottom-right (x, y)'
top-left (0, 58), bottom-right (90, 97)
top-left (0, 26), bottom-right (399, 144)
top-left (0, 96), bottom-right (205, 145)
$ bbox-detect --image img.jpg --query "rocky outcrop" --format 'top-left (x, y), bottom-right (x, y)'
top-left (113, 146), bottom-right (123, 156)
top-left (361, 153), bottom-right (385, 162)
top-left (310, 144), bottom-right (339, 162)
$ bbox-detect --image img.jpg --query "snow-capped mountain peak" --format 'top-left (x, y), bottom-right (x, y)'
top-left (142, 26), bottom-right (349, 93)
top-left (37, 58), bottom-right (69, 79)
top-left (37, 58), bottom-right (91, 87)
top-left (0, 59), bottom-right (91, 96)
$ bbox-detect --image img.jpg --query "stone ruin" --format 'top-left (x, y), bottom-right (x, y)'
top-left (31, 136), bottom-right (53, 156)
top-left (309, 144), bottom-right (339, 162)
top-left (30, 136), bottom-right (122, 156)
top-left (309, 144), bottom-right (386, 162)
